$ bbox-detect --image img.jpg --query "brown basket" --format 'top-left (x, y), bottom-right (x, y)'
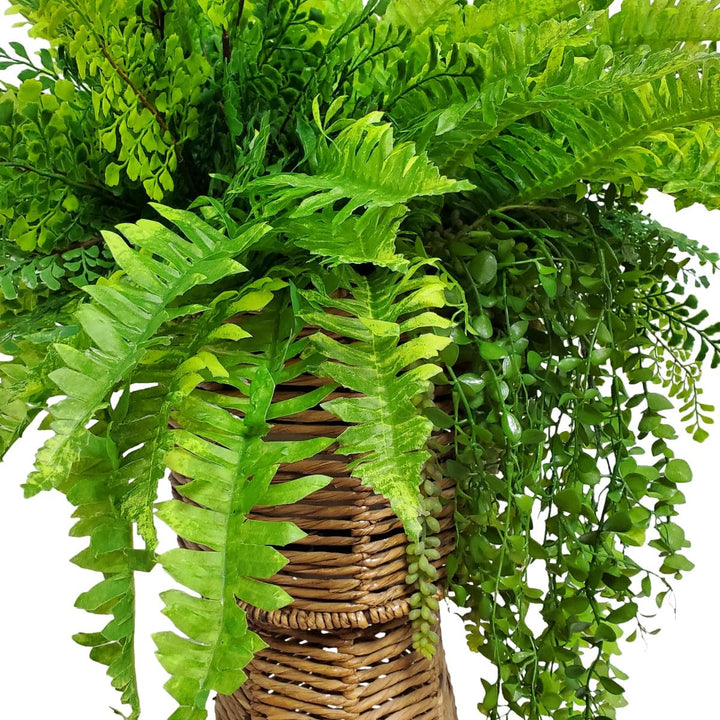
top-left (215, 615), bottom-right (458, 720)
top-left (172, 370), bottom-right (456, 632)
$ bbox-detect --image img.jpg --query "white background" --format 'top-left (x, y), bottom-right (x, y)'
top-left (1, 4), bottom-right (719, 719)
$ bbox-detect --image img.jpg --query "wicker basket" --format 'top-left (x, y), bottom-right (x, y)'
top-left (215, 615), bottom-right (458, 720)
top-left (171, 352), bottom-right (458, 718)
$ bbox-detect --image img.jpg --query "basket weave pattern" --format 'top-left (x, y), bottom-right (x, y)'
top-left (171, 368), bottom-right (458, 718)
top-left (215, 616), bottom-right (458, 720)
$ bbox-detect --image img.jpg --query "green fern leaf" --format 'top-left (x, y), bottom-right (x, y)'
top-left (250, 111), bottom-right (472, 218)
top-left (155, 364), bottom-right (333, 719)
top-left (280, 204), bottom-right (409, 269)
top-left (596, 0), bottom-right (720, 51)
top-left (298, 264), bottom-right (454, 541)
top-left (24, 208), bottom-right (270, 496)
top-left (113, 279), bottom-right (282, 552)
top-left (383, 0), bottom-right (458, 35)
top-left (473, 59), bottom-right (720, 207)
top-left (0, 347), bottom-right (52, 461)
top-left (458, 0), bottom-right (596, 39)
top-left (409, 23), bottom-right (713, 178)
top-left (249, 113), bottom-right (471, 266)
top-left (0, 300), bottom-right (79, 462)
top-left (65, 432), bottom-right (152, 720)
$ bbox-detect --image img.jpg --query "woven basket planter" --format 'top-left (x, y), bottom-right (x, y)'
top-left (215, 615), bottom-right (458, 720)
top-left (171, 332), bottom-right (458, 718)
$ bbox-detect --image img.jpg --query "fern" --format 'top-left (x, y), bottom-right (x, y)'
top-left (297, 263), bottom-right (455, 541)
top-left (4, 4), bottom-right (720, 719)
top-left (422, 33), bottom-right (710, 166)
top-left (25, 208), bottom-right (270, 496)
top-left (251, 111), bottom-right (472, 220)
top-left (596, 0), bottom-right (720, 51)
top-left (154, 354), bottom-right (333, 719)
top-left (471, 59), bottom-right (720, 208)
top-left (466, 0), bottom-right (598, 32)
top-left (0, 344), bottom-right (55, 459)
top-left (115, 278), bottom-right (284, 552)
top-left (65, 431), bottom-right (152, 720)
top-left (0, 299), bottom-right (80, 459)
top-left (248, 112), bottom-right (472, 266)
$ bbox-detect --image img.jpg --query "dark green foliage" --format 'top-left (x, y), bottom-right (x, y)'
top-left (2, 1), bottom-right (720, 718)
top-left (433, 198), bottom-right (718, 718)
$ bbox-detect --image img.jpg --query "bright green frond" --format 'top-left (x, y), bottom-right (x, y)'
top-left (25, 208), bottom-right (270, 496)
top-left (114, 278), bottom-right (282, 552)
top-left (155, 358), bottom-right (333, 719)
top-left (0, 299), bottom-right (80, 462)
top-left (459, 0), bottom-right (599, 38)
top-left (383, 0), bottom-right (458, 35)
top-left (249, 112), bottom-right (471, 266)
top-left (298, 264), bottom-right (455, 542)
top-left (0, 345), bottom-right (55, 461)
top-left (252, 112), bottom-right (472, 218)
top-left (66, 432), bottom-right (153, 720)
top-left (596, 0), bottom-right (720, 51)
top-left (472, 59), bottom-right (720, 207)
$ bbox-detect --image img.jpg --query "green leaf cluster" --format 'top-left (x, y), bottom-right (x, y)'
top-left (2, 2), bottom-right (720, 719)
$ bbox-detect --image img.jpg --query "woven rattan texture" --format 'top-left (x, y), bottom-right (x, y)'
top-left (171, 371), bottom-right (456, 632)
top-left (214, 616), bottom-right (459, 720)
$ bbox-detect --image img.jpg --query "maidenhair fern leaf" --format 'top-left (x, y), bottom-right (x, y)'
top-left (298, 264), bottom-right (455, 542)
top-left (155, 364), bottom-right (333, 719)
top-left (24, 207), bottom-right (270, 496)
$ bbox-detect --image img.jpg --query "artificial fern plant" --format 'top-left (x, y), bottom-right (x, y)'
top-left (2, 0), bottom-right (720, 718)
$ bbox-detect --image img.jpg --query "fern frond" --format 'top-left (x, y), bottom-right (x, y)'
top-left (458, 0), bottom-right (598, 38)
top-left (473, 59), bottom-right (720, 208)
top-left (24, 208), bottom-right (270, 496)
top-left (248, 112), bottom-right (471, 266)
top-left (635, 121), bottom-right (720, 209)
top-left (298, 264), bottom-right (454, 542)
top-left (0, 346), bottom-right (53, 460)
top-left (279, 205), bottom-right (409, 269)
top-left (114, 278), bottom-right (283, 552)
top-left (252, 112), bottom-right (472, 219)
top-left (65, 432), bottom-right (152, 720)
top-left (405, 27), bottom-right (714, 179)
top-left (382, 0), bottom-right (458, 35)
top-left (0, 299), bottom-right (79, 460)
top-left (596, 0), bottom-right (720, 51)
top-left (155, 362), bottom-right (333, 719)
top-left (392, 15), bottom-right (593, 150)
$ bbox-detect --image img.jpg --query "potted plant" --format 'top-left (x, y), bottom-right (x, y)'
top-left (2, 0), bottom-right (720, 718)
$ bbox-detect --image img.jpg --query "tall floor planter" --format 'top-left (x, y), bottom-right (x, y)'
top-left (172, 366), bottom-right (458, 719)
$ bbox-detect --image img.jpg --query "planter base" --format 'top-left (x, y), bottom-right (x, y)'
top-left (215, 615), bottom-right (458, 720)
